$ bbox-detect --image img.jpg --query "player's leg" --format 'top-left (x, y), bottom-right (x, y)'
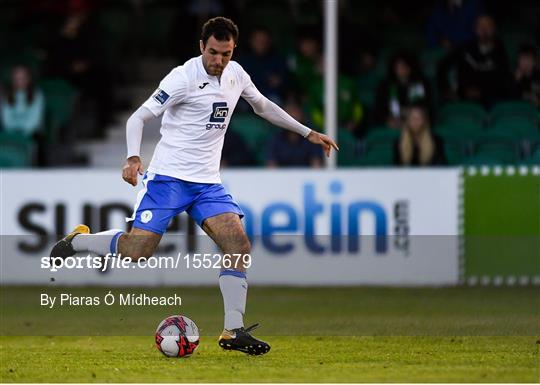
top-left (188, 185), bottom-right (250, 332)
top-left (202, 213), bottom-right (251, 329)
top-left (202, 212), bottom-right (251, 272)
top-left (200, 212), bottom-right (270, 355)
top-left (49, 225), bottom-right (162, 262)
top-left (117, 227), bottom-right (162, 261)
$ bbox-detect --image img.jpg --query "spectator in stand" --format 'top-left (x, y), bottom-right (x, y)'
top-left (374, 51), bottom-right (432, 129)
top-left (304, 57), bottom-right (365, 136)
top-left (1, 65), bottom-right (44, 136)
top-left (288, 28), bottom-right (321, 96)
top-left (239, 27), bottom-right (288, 105)
top-left (437, 15), bottom-right (511, 107)
top-left (357, 47), bottom-right (378, 76)
top-left (511, 44), bottom-right (540, 107)
top-left (288, 28), bottom-right (365, 134)
top-left (265, 99), bottom-right (323, 168)
top-left (427, 0), bottom-right (484, 50)
top-left (394, 104), bottom-right (446, 166)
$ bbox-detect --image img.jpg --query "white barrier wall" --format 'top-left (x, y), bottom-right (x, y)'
top-left (0, 169), bottom-right (460, 285)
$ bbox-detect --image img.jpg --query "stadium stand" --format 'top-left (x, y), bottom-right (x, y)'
top-left (0, 131), bottom-right (34, 167)
top-left (359, 128), bottom-right (400, 166)
top-left (0, 0), bottom-right (538, 168)
top-left (336, 129), bottom-right (361, 166)
top-left (40, 79), bottom-right (76, 144)
top-left (229, 114), bottom-right (273, 165)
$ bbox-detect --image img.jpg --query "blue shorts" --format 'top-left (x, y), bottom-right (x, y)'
top-left (129, 172), bottom-right (244, 235)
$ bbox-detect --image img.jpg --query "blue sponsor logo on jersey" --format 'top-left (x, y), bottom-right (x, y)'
top-left (207, 102), bottom-right (229, 129)
top-left (209, 102), bottom-right (229, 122)
top-left (153, 89), bottom-right (170, 105)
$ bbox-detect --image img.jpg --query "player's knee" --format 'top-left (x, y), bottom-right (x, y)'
top-left (219, 233), bottom-right (250, 256)
top-left (233, 232), bottom-right (251, 255)
top-left (128, 243), bottom-right (158, 261)
top-left (118, 233), bottom-right (159, 261)
top-left (240, 237), bottom-right (251, 255)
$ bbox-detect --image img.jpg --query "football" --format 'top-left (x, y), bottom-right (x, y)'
top-left (155, 315), bottom-right (200, 358)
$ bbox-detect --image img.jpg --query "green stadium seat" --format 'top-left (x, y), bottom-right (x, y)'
top-left (359, 128), bottom-right (400, 166)
top-left (438, 102), bottom-right (487, 129)
top-left (421, 48), bottom-right (446, 80)
top-left (434, 129), bottom-right (467, 165)
top-left (337, 129), bottom-right (361, 166)
top-left (488, 117), bottom-right (539, 140)
top-left (359, 142), bottom-right (394, 166)
top-left (0, 146), bottom-right (31, 167)
top-left (365, 127), bottom-right (400, 143)
top-left (443, 142), bottom-right (466, 165)
top-left (523, 146), bottom-right (540, 165)
top-left (229, 114), bottom-right (273, 164)
top-left (0, 132), bottom-right (34, 167)
top-left (463, 153), bottom-right (513, 165)
top-left (357, 71), bottom-right (380, 110)
top-left (433, 121), bottom-right (483, 141)
top-left (470, 133), bottom-right (520, 164)
top-left (39, 79), bottom-right (77, 143)
top-left (490, 101), bottom-right (538, 125)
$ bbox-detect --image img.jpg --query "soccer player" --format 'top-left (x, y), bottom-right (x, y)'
top-left (50, 17), bottom-right (338, 355)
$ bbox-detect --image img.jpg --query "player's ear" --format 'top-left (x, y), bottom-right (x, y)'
top-left (199, 40), bottom-right (205, 54)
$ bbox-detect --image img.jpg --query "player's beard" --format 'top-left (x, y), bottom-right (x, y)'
top-left (211, 65), bottom-right (224, 75)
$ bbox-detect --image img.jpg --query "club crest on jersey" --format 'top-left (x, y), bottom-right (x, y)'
top-left (153, 88), bottom-right (170, 105)
top-left (207, 102), bottom-right (229, 129)
top-left (141, 210), bottom-right (153, 223)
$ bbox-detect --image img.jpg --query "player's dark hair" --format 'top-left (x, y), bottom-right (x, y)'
top-left (201, 17), bottom-right (239, 47)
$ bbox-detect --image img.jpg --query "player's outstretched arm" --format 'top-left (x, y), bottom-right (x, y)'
top-left (124, 106), bottom-right (154, 186)
top-left (306, 131), bottom-right (339, 158)
top-left (248, 95), bottom-right (338, 157)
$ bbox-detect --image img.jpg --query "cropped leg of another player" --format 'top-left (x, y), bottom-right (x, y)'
top-left (49, 225), bottom-right (162, 263)
top-left (202, 213), bottom-right (271, 355)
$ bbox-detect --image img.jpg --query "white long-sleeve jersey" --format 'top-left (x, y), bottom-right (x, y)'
top-left (127, 55), bottom-right (311, 183)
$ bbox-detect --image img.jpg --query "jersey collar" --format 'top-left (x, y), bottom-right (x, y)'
top-left (197, 55), bottom-right (216, 80)
top-left (197, 55), bottom-right (229, 83)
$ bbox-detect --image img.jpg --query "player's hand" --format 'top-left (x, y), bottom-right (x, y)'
top-left (306, 131), bottom-right (339, 157)
top-left (122, 156), bottom-right (144, 186)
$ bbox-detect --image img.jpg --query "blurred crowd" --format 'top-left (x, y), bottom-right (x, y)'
top-left (1, 0), bottom-right (539, 168)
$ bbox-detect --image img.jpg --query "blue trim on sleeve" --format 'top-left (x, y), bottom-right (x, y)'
top-left (109, 231), bottom-right (124, 254)
top-left (219, 269), bottom-right (246, 279)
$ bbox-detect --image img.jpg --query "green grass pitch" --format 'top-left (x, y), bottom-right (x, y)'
top-left (1, 286), bottom-right (539, 382)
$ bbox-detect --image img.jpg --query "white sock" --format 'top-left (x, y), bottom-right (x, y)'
top-left (72, 229), bottom-right (124, 256)
top-left (219, 270), bottom-right (248, 330)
